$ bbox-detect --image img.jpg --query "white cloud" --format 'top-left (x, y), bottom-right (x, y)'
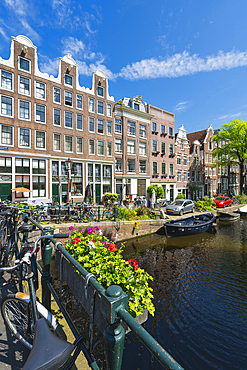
top-left (118, 49), bottom-right (247, 80)
top-left (218, 113), bottom-right (242, 120)
top-left (38, 55), bottom-right (59, 76)
top-left (0, 26), bottom-right (8, 40)
top-left (174, 101), bottom-right (188, 112)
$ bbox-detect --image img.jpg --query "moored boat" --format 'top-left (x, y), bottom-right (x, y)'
top-left (238, 205), bottom-right (247, 216)
top-left (164, 213), bottom-right (216, 237)
top-left (218, 212), bottom-right (240, 222)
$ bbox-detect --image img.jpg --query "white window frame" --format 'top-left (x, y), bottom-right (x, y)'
top-left (89, 98), bottom-right (95, 113)
top-left (115, 118), bottom-right (122, 134)
top-left (64, 135), bottom-right (73, 153)
top-left (18, 99), bottom-right (31, 121)
top-left (53, 108), bottom-right (61, 126)
top-left (18, 56), bottom-right (31, 73)
top-left (139, 124), bottom-right (147, 138)
top-left (53, 87), bottom-right (61, 104)
top-left (152, 161), bottom-right (158, 174)
top-left (97, 140), bottom-right (104, 156)
top-left (53, 133), bottom-right (61, 152)
top-left (139, 160), bottom-right (147, 174)
top-left (35, 130), bottom-right (46, 151)
top-left (1, 69), bottom-right (14, 92)
top-left (107, 121), bottom-right (112, 136)
top-left (0, 95), bottom-right (14, 118)
top-left (64, 74), bottom-right (73, 87)
top-left (127, 158), bottom-right (135, 173)
top-left (127, 139), bottom-right (135, 155)
top-left (97, 119), bottom-right (104, 135)
top-left (0, 124), bottom-right (14, 147)
top-left (177, 171), bottom-right (182, 182)
top-left (107, 141), bottom-right (112, 157)
top-left (97, 86), bottom-right (104, 97)
top-left (76, 113), bottom-right (83, 131)
top-left (107, 103), bottom-right (112, 117)
top-left (76, 137), bottom-right (83, 154)
top-left (97, 100), bottom-right (104, 115)
top-left (18, 127), bottom-right (31, 149)
top-left (139, 142), bottom-right (147, 156)
top-left (115, 138), bottom-right (122, 154)
top-left (64, 90), bottom-right (73, 107)
top-left (18, 75), bottom-right (31, 96)
top-left (127, 120), bottom-right (136, 136)
top-left (35, 81), bottom-right (46, 100)
top-left (89, 117), bottom-right (95, 133)
top-left (76, 94), bottom-right (83, 110)
top-left (89, 138), bottom-right (95, 155)
top-left (35, 103), bottom-right (46, 124)
top-left (64, 111), bottom-right (73, 129)
top-left (115, 158), bottom-right (122, 173)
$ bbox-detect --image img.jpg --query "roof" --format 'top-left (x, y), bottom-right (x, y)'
top-left (187, 130), bottom-right (207, 146)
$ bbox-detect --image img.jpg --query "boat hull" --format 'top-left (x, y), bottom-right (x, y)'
top-left (218, 212), bottom-right (240, 222)
top-left (164, 214), bottom-right (216, 237)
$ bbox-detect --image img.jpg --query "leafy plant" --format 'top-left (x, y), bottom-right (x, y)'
top-left (65, 226), bottom-right (155, 317)
top-left (103, 192), bottom-right (118, 205)
top-left (117, 207), bottom-right (137, 221)
top-left (146, 185), bottom-right (164, 200)
top-left (176, 194), bottom-right (185, 199)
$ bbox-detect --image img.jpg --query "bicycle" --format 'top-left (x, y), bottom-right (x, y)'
top-left (81, 203), bottom-right (95, 221)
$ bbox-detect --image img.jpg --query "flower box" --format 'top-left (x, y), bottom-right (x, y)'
top-left (160, 132), bottom-right (167, 137)
top-left (169, 154), bottom-right (175, 158)
top-left (152, 130), bottom-right (158, 135)
top-left (55, 249), bottom-right (148, 334)
top-left (152, 151), bottom-right (160, 155)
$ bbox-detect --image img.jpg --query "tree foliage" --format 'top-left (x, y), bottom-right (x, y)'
top-left (212, 119), bottom-right (247, 195)
top-left (146, 185), bottom-right (164, 199)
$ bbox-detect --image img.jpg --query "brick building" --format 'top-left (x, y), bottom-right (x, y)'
top-left (0, 35), bottom-right (115, 203)
top-left (145, 104), bottom-right (176, 201)
top-left (174, 124), bottom-right (190, 198)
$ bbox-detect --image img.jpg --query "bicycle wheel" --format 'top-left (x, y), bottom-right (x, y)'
top-left (2, 241), bottom-right (16, 268)
top-left (83, 210), bottom-right (94, 221)
top-left (0, 225), bottom-right (8, 264)
top-left (1, 294), bottom-right (66, 350)
top-left (39, 214), bottom-right (50, 224)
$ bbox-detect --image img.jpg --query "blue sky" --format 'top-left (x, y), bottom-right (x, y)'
top-left (1, 0), bottom-right (247, 133)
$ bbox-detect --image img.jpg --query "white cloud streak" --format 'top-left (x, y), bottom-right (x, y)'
top-left (174, 101), bottom-right (188, 112)
top-left (118, 49), bottom-right (247, 80)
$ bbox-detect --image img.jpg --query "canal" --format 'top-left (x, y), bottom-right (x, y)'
top-left (120, 218), bottom-right (247, 370)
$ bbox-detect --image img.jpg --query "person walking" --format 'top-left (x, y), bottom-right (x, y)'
top-left (143, 197), bottom-right (147, 207)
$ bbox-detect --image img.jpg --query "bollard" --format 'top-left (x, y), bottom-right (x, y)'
top-left (41, 227), bottom-right (54, 311)
top-left (98, 206), bottom-right (101, 222)
top-left (103, 286), bottom-right (126, 370)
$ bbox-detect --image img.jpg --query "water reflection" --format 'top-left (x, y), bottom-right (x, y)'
top-left (120, 219), bottom-right (247, 370)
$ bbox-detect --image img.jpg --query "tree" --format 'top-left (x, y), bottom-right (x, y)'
top-left (212, 119), bottom-right (247, 195)
top-left (147, 185), bottom-right (164, 199)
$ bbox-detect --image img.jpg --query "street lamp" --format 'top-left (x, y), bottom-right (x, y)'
top-left (207, 177), bottom-right (211, 198)
top-left (65, 158), bottom-right (73, 206)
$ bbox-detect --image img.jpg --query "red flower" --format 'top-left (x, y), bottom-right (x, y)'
top-left (128, 258), bottom-right (139, 270)
top-left (107, 242), bottom-right (116, 253)
top-left (73, 237), bottom-right (80, 245)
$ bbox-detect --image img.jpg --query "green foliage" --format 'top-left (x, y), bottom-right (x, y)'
top-left (65, 226), bottom-right (155, 317)
top-left (176, 194), bottom-right (185, 199)
top-left (103, 192), bottom-right (118, 205)
top-left (117, 207), bottom-right (138, 221)
top-left (194, 199), bottom-right (216, 212)
top-left (234, 195), bottom-right (247, 204)
top-left (146, 185), bottom-right (164, 200)
top-left (202, 196), bottom-right (214, 206)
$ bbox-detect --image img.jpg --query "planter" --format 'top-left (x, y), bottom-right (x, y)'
top-left (55, 249), bottom-right (148, 334)
top-left (161, 133), bottom-right (167, 137)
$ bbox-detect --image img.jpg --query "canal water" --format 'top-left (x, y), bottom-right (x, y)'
top-left (120, 218), bottom-right (247, 370)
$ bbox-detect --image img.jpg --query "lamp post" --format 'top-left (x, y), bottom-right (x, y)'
top-left (207, 177), bottom-right (211, 198)
top-left (65, 158), bottom-right (73, 206)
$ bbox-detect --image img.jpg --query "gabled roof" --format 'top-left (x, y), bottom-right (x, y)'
top-left (187, 130), bottom-right (207, 146)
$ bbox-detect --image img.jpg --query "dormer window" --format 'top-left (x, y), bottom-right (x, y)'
top-left (19, 57), bottom-right (30, 72)
top-left (97, 86), bottom-right (104, 97)
top-left (134, 103), bottom-right (139, 110)
top-left (64, 74), bottom-right (72, 87)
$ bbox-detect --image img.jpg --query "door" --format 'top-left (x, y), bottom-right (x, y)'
top-left (170, 186), bottom-right (174, 202)
top-left (0, 183), bottom-right (12, 201)
top-left (52, 183), bottom-right (59, 204)
top-left (95, 184), bottom-right (101, 204)
top-left (116, 184), bottom-right (122, 201)
top-left (62, 183), bottom-right (68, 204)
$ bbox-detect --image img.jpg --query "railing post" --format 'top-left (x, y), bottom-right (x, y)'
top-left (41, 226), bottom-right (54, 311)
top-left (98, 206), bottom-right (101, 223)
top-left (103, 286), bottom-right (126, 370)
top-left (59, 204), bottom-right (61, 224)
top-left (79, 205), bottom-right (82, 223)
top-left (114, 205), bottom-right (117, 222)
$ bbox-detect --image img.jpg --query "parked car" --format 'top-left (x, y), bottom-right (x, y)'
top-left (166, 199), bottom-right (195, 216)
top-left (213, 196), bottom-right (232, 208)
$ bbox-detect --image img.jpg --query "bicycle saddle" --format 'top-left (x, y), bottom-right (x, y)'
top-left (0, 211), bottom-right (12, 217)
top-left (18, 223), bottom-right (35, 232)
top-left (23, 318), bottom-right (74, 370)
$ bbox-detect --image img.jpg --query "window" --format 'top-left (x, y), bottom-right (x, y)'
top-left (139, 142), bottom-right (146, 156)
top-left (35, 131), bottom-right (46, 149)
top-left (181, 139), bottom-right (184, 150)
top-left (89, 117), bottom-right (95, 132)
top-left (32, 175), bottom-right (46, 197)
top-left (97, 119), bottom-right (104, 134)
top-left (77, 137), bottom-right (83, 153)
top-left (1, 125), bottom-right (13, 146)
top-left (76, 94), bottom-right (83, 109)
top-left (184, 156), bottom-right (188, 166)
top-left (134, 103), bottom-right (139, 110)
top-left (169, 143), bottom-right (173, 155)
top-left (152, 140), bottom-right (157, 152)
top-left (107, 142), bottom-right (112, 156)
top-left (162, 163), bottom-right (166, 175)
top-left (65, 111), bottom-right (73, 128)
top-left (107, 104), bottom-right (112, 117)
top-left (0, 157), bottom-right (12, 173)
top-left (65, 135), bottom-right (73, 152)
top-left (153, 162), bottom-right (158, 174)
top-left (127, 121), bottom-right (135, 135)
top-left (35, 81), bottom-right (45, 100)
top-left (97, 101), bottom-right (104, 115)
top-left (89, 139), bottom-right (95, 155)
top-left (169, 163), bottom-right (174, 176)
top-left (19, 57), bottom-right (30, 72)
top-left (54, 108), bottom-right (61, 126)
top-left (19, 127), bottom-right (30, 148)
top-left (208, 141), bottom-right (213, 150)
top-left (64, 74), bottom-right (72, 86)
top-left (127, 158), bottom-right (135, 173)
top-left (115, 118), bottom-right (122, 134)
top-left (127, 140), bottom-right (135, 154)
top-left (213, 167), bottom-right (216, 176)
top-left (177, 171), bottom-right (182, 182)
top-left (1, 70), bottom-right (13, 90)
top-left (152, 122), bottom-right (157, 132)
top-left (169, 127), bottom-right (173, 136)
top-left (19, 100), bottom-right (30, 120)
top-left (1, 95), bottom-right (13, 117)
top-left (53, 133), bottom-right (61, 151)
top-left (19, 76), bottom-right (30, 95)
top-left (15, 158), bottom-right (30, 174)
top-left (107, 121), bottom-right (112, 136)
top-left (139, 160), bottom-right (146, 173)
top-left (89, 98), bottom-right (95, 113)
top-left (97, 86), bottom-right (104, 97)
top-left (184, 172), bottom-right (188, 182)
top-left (205, 167), bottom-right (208, 176)
top-left (53, 87), bottom-right (61, 104)
top-left (191, 170), bottom-right (195, 181)
top-left (139, 124), bottom-right (146, 138)
top-left (65, 91), bottom-right (73, 106)
top-left (35, 104), bottom-right (46, 123)
top-left (161, 125), bottom-right (166, 134)
top-left (218, 166), bottom-right (221, 175)
top-left (213, 179), bottom-right (216, 191)
top-left (197, 171), bottom-right (201, 182)
top-left (115, 158), bottom-right (122, 172)
top-left (77, 114), bottom-right (83, 130)
top-left (115, 138), bottom-right (122, 153)
top-left (177, 156), bottom-right (182, 165)
top-left (210, 153), bottom-right (212, 164)
top-left (98, 140), bottom-right (104, 156)
top-left (194, 157), bottom-right (199, 165)
top-left (161, 142), bottom-right (166, 154)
